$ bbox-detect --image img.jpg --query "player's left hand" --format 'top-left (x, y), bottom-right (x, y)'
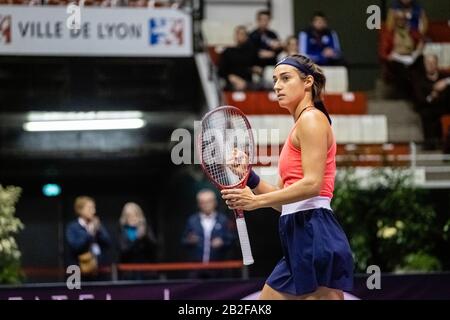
top-left (221, 186), bottom-right (261, 211)
top-left (226, 148), bottom-right (249, 178)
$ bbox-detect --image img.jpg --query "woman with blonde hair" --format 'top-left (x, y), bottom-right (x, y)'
top-left (118, 202), bottom-right (157, 280)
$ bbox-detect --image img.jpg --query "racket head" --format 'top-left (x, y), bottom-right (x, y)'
top-left (198, 105), bottom-right (255, 190)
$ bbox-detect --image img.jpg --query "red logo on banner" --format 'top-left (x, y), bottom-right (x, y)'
top-left (0, 15), bottom-right (11, 44)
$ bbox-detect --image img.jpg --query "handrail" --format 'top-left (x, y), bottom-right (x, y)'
top-left (21, 260), bottom-right (247, 281)
top-left (117, 260), bottom-right (243, 272)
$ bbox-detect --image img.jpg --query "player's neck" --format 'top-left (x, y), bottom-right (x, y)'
top-left (294, 98), bottom-right (314, 122)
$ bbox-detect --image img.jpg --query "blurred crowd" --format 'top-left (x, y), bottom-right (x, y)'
top-left (65, 190), bottom-right (236, 281)
top-left (216, 1), bottom-right (450, 150)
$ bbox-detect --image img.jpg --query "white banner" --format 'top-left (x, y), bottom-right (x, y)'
top-left (0, 5), bottom-right (192, 56)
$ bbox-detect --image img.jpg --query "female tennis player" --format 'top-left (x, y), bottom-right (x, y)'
top-left (221, 54), bottom-right (353, 300)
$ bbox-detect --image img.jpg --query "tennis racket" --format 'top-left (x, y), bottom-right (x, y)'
top-left (198, 106), bottom-right (255, 265)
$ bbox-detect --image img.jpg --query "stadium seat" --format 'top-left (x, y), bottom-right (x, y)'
top-left (222, 91), bottom-right (260, 114)
top-left (201, 20), bottom-right (236, 46)
top-left (323, 92), bottom-right (367, 114)
top-left (427, 21), bottom-right (450, 42)
top-left (246, 114), bottom-right (388, 145)
top-left (332, 115), bottom-right (388, 144)
top-left (224, 91), bottom-right (367, 115)
top-left (441, 114), bottom-right (450, 141)
top-left (336, 143), bottom-right (410, 167)
top-left (252, 142), bottom-right (410, 186)
top-left (207, 45), bottom-right (224, 67)
top-left (321, 66), bottom-right (349, 93)
top-left (424, 43), bottom-right (450, 70)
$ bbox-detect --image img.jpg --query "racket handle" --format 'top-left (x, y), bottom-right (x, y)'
top-left (235, 215), bottom-right (254, 266)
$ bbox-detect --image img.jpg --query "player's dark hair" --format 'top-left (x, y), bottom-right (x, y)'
top-left (287, 54), bottom-right (331, 124)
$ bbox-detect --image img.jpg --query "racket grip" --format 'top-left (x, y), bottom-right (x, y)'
top-left (236, 216), bottom-right (254, 266)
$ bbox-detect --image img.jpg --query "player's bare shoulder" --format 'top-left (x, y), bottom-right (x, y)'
top-left (297, 108), bottom-right (329, 133)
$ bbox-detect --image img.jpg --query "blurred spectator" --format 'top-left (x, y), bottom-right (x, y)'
top-left (249, 10), bottom-right (283, 67)
top-left (250, 35), bottom-right (300, 90)
top-left (128, 0), bottom-right (147, 7)
top-left (26, 0), bottom-right (42, 5)
top-left (45, 0), bottom-right (69, 5)
top-left (66, 196), bottom-right (112, 281)
top-left (168, 0), bottom-right (188, 9)
top-left (146, 0), bottom-right (187, 8)
top-left (118, 202), bottom-right (158, 280)
top-left (181, 189), bottom-right (235, 279)
top-left (412, 54), bottom-right (450, 149)
top-left (381, 10), bottom-right (424, 95)
top-left (386, 0), bottom-right (428, 35)
top-left (299, 11), bottom-right (344, 66)
top-left (218, 25), bottom-right (260, 91)
top-left (278, 35), bottom-right (299, 61)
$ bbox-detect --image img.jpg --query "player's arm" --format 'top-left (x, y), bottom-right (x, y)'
top-left (252, 177), bottom-right (281, 194)
top-left (252, 177), bottom-right (283, 212)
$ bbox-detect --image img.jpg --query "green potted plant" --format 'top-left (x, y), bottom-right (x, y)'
top-left (0, 185), bottom-right (24, 284)
top-left (333, 168), bottom-right (441, 273)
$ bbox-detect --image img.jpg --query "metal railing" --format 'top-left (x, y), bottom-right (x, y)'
top-left (21, 260), bottom-right (249, 283)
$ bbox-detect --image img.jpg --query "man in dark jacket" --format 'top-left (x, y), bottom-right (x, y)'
top-left (249, 10), bottom-right (282, 67)
top-left (218, 25), bottom-right (260, 91)
top-left (181, 189), bottom-right (235, 278)
top-left (66, 196), bottom-right (111, 281)
top-left (412, 54), bottom-right (450, 149)
top-left (299, 11), bottom-right (344, 66)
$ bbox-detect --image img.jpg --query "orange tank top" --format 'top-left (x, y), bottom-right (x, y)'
top-left (278, 111), bottom-right (336, 199)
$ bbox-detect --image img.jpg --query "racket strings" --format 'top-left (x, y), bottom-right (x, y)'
top-left (201, 108), bottom-right (254, 187)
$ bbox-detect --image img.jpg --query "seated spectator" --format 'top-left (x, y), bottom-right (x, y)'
top-left (218, 25), bottom-right (260, 91)
top-left (66, 196), bottom-right (112, 281)
top-left (412, 54), bottom-right (450, 149)
top-left (249, 10), bottom-right (283, 67)
top-left (386, 0), bottom-right (428, 35)
top-left (118, 202), bottom-right (158, 280)
top-left (299, 11), bottom-right (344, 66)
top-left (277, 35), bottom-right (299, 61)
top-left (380, 10), bottom-right (424, 95)
top-left (181, 189), bottom-right (235, 279)
top-left (254, 35), bottom-right (300, 90)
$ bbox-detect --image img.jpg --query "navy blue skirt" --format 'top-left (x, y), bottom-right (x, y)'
top-left (266, 207), bottom-right (354, 296)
